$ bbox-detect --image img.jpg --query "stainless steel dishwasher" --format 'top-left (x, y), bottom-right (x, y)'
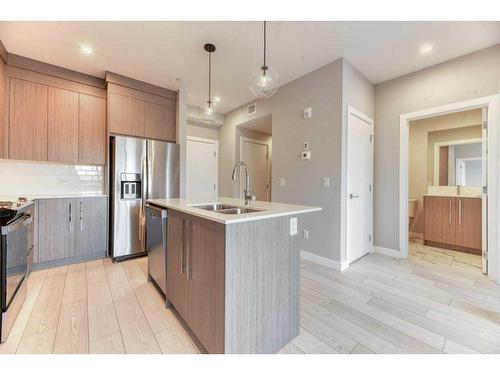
top-left (145, 203), bottom-right (168, 297)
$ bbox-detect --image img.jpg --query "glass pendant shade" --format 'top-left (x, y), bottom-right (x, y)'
top-left (198, 101), bottom-right (218, 123)
top-left (249, 65), bottom-right (279, 98)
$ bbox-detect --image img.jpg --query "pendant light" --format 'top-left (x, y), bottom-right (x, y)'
top-left (198, 43), bottom-right (218, 123)
top-left (249, 21), bottom-right (279, 98)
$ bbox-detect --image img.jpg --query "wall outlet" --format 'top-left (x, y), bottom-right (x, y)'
top-left (304, 107), bottom-right (312, 118)
top-left (301, 151), bottom-right (311, 160)
top-left (280, 177), bottom-right (286, 188)
top-left (290, 217), bottom-right (298, 236)
top-left (303, 229), bottom-right (309, 240)
top-left (303, 141), bottom-right (310, 150)
top-left (322, 177), bottom-right (330, 188)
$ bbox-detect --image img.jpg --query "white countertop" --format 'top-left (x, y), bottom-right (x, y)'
top-left (423, 194), bottom-right (481, 198)
top-left (147, 197), bottom-right (321, 224)
top-left (0, 193), bottom-right (108, 201)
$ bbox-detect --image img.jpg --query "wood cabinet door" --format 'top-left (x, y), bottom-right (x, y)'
top-left (166, 209), bottom-right (189, 319)
top-left (424, 196), bottom-right (456, 245)
top-left (144, 100), bottom-right (176, 142)
top-left (9, 78), bottom-right (48, 161)
top-left (456, 198), bottom-right (482, 250)
top-left (48, 87), bottom-right (79, 163)
top-left (79, 94), bottom-right (106, 165)
top-left (36, 198), bottom-right (76, 263)
top-left (186, 215), bottom-right (225, 354)
top-left (108, 92), bottom-right (144, 137)
top-left (75, 197), bottom-right (107, 257)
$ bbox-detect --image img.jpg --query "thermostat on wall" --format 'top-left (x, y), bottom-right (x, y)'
top-left (304, 107), bottom-right (312, 118)
top-left (301, 151), bottom-right (311, 160)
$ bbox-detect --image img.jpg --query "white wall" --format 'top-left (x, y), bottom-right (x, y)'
top-left (374, 44), bottom-right (500, 251)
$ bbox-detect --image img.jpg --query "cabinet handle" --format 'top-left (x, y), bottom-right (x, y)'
top-left (448, 199), bottom-right (452, 225)
top-left (80, 200), bottom-right (83, 231)
top-left (181, 219), bottom-right (186, 275)
top-left (69, 202), bottom-right (72, 232)
top-left (458, 199), bottom-right (462, 225)
top-left (186, 220), bottom-right (193, 280)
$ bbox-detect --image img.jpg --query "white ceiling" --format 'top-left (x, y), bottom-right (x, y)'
top-left (0, 21), bottom-right (499, 113)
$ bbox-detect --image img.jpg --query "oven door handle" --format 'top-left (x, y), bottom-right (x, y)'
top-left (1, 214), bottom-right (33, 235)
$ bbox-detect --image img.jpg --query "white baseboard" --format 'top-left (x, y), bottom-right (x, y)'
top-left (372, 246), bottom-right (402, 258)
top-left (300, 250), bottom-right (348, 271)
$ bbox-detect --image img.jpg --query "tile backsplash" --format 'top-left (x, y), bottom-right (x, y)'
top-left (0, 159), bottom-right (103, 195)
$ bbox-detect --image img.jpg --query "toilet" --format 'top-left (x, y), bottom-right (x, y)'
top-left (408, 199), bottom-right (418, 218)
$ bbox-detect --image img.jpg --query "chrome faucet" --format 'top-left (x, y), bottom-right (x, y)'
top-left (231, 161), bottom-right (255, 205)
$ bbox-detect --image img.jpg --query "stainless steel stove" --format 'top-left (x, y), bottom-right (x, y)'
top-left (0, 198), bottom-right (34, 342)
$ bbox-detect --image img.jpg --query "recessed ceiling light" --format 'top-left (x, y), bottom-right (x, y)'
top-left (213, 96), bottom-right (221, 103)
top-left (80, 44), bottom-right (94, 55)
top-left (419, 43), bottom-right (434, 55)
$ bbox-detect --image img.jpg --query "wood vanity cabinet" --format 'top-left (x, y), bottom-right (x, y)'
top-left (166, 209), bottom-right (225, 354)
top-left (424, 196), bottom-right (481, 254)
top-left (36, 197), bottom-right (107, 266)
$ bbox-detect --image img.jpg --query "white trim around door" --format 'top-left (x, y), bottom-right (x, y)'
top-left (399, 95), bottom-right (499, 281)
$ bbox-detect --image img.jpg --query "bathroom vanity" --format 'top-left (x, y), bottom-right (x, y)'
top-left (424, 195), bottom-right (482, 254)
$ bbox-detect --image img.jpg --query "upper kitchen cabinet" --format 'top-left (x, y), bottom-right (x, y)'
top-left (78, 94), bottom-right (106, 165)
top-left (48, 87), bottom-right (79, 163)
top-left (4, 63), bottom-right (107, 164)
top-left (9, 78), bottom-right (48, 161)
top-left (144, 100), bottom-right (176, 142)
top-left (108, 90), bottom-right (145, 137)
top-left (106, 72), bottom-right (177, 142)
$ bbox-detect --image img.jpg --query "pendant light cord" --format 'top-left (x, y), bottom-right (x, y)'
top-left (263, 21), bottom-right (267, 68)
top-left (208, 50), bottom-right (212, 104)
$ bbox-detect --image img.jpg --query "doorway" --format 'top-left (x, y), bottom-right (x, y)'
top-left (346, 106), bottom-right (374, 265)
top-left (400, 96), bottom-right (499, 280)
top-left (239, 137), bottom-right (270, 201)
top-left (186, 136), bottom-right (218, 200)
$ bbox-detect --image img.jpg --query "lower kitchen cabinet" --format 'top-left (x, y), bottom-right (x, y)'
top-left (36, 197), bottom-right (107, 267)
top-left (166, 209), bottom-right (225, 354)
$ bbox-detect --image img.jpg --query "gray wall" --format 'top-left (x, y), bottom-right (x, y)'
top-left (374, 44), bottom-right (500, 251)
top-left (219, 58), bottom-right (374, 263)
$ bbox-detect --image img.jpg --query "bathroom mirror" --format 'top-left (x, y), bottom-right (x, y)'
top-left (431, 138), bottom-right (483, 186)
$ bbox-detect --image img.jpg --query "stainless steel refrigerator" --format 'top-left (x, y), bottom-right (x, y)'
top-left (110, 136), bottom-right (179, 261)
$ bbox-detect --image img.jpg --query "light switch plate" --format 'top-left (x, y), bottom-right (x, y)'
top-left (322, 177), bottom-right (330, 188)
top-left (303, 141), bottom-right (310, 150)
top-left (280, 177), bottom-right (286, 188)
top-left (303, 229), bottom-right (309, 240)
top-left (290, 217), bottom-right (298, 236)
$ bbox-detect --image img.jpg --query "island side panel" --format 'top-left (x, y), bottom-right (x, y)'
top-left (224, 215), bottom-right (300, 353)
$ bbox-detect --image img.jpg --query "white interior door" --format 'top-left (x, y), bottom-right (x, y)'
top-left (240, 138), bottom-right (269, 201)
top-left (481, 107), bottom-right (488, 274)
top-left (347, 109), bottom-right (374, 264)
top-left (186, 137), bottom-right (218, 200)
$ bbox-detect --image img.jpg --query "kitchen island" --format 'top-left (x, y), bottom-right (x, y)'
top-left (147, 197), bottom-right (320, 354)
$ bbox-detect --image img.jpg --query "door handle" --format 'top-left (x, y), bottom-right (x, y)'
top-left (181, 218), bottom-right (186, 275)
top-left (458, 199), bottom-right (462, 225)
top-left (449, 199), bottom-right (452, 225)
top-left (186, 220), bottom-right (193, 281)
top-left (349, 193), bottom-right (360, 199)
top-left (69, 202), bottom-right (72, 232)
top-left (80, 200), bottom-right (83, 231)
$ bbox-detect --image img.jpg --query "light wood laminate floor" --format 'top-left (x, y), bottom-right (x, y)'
top-left (1, 245), bottom-right (499, 354)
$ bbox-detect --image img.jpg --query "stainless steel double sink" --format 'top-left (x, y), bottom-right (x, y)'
top-left (189, 203), bottom-right (264, 215)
